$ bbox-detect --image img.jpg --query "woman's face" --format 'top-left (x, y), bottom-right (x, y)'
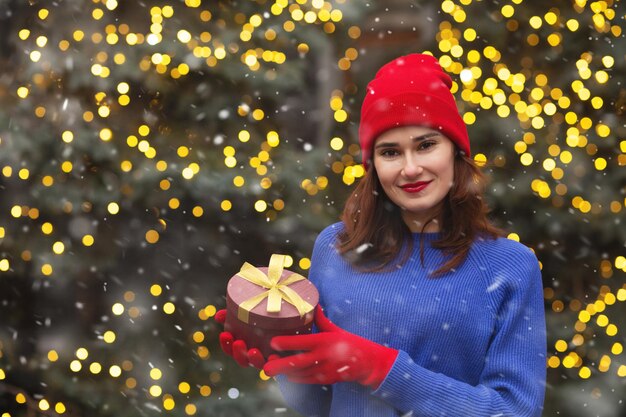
top-left (372, 125), bottom-right (456, 232)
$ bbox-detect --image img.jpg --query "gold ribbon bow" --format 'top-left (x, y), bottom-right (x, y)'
top-left (236, 254), bottom-right (314, 324)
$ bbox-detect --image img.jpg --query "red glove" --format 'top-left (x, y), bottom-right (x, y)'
top-left (214, 309), bottom-right (280, 369)
top-left (263, 305), bottom-right (398, 389)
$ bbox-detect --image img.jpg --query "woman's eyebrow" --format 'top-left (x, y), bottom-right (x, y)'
top-left (412, 132), bottom-right (440, 142)
top-left (374, 132), bottom-right (439, 149)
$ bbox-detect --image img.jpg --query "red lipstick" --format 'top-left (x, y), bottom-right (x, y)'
top-left (401, 180), bottom-right (432, 193)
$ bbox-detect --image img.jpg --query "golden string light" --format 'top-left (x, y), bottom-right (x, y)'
top-left (1, 0), bottom-right (350, 414)
top-left (1, 0), bottom-right (623, 414)
top-left (437, 0), bottom-right (624, 385)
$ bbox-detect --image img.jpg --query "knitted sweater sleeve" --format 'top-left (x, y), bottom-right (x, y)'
top-left (371, 241), bottom-right (547, 417)
top-left (273, 226), bottom-right (336, 417)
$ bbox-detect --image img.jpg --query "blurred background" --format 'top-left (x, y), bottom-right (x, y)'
top-left (0, 0), bottom-right (624, 416)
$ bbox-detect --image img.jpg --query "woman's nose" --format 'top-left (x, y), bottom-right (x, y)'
top-left (401, 155), bottom-right (423, 178)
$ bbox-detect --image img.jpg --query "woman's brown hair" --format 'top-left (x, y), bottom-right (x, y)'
top-left (337, 152), bottom-right (505, 277)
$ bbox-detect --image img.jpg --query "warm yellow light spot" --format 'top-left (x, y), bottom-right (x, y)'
top-left (60, 161), bottom-right (73, 173)
top-left (334, 109), bottom-right (347, 122)
top-left (103, 330), bottom-right (116, 343)
top-left (596, 314), bottom-right (609, 327)
top-left (295, 257), bottom-right (311, 270)
top-left (598, 355), bottom-right (611, 372)
top-left (76, 347), bottom-right (89, 360)
top-left (506, 233), bottom-right (520, 242)
top-left (10, 205), bottom-right (22, 218)
top-left (41, 222), bottom-right (53, 235)
top-left (39, 399), bottom-right (50, 411)
top-left (177, 29), bottom-right (192, 43)
top-left (52, 241), bottom-right (65, 254)
top-left (149, 385), bottom-right (162, 397)
top-left (596, 124), bottom-right (610, 137)
top-left (41, 264), bottom-right (53, 275)
top-left (17, 87), bottom-right (29, 98)
top-left (462, 112), bottom-right (476, 125)
top-left (156, 160), bottom-right (167, 171)
top-left (112, 303), bottom-right (124, 315)
top-left (150, 368), bottom-right (162, 380)
top-left (107, 202), bottom-right (120, 215)
top-left (191, 331), bottom-right (205, 343)
top-left (520, 153), bottom-right (534, 166)
top-left (594, 158), bottom-right (607, 170)
top-left (100, 128), bottom-right (113, 141)
top-left (19, 28), bottom-right (31, 40)
top-left (182, 167), bottom-right (194, 179)
top-left (60, 130), bottom-right (74, 143)
top-left (179, 381), bottom-right (191, 394)
top-left (221, 200), bottom-right (232, 211)
top-left (125, 377), bottom-right (137, 388)
top-left (185, 404), bottom-right (197, 415)
top-left (150, 284), bottom-right (162, 296)
top-left (175, 146), bottom-right (190, 158)
top-left (591, 97), bottom-right (603, 109)
top-left (224, 156), bottom-right (237, 168)
top-left (69, 360), bottom-right (82, 372)
top-left (55, 402), bottom-right (66, 414)
top-left (190, 206), bottom-right (203, 217)
top-left (579, 366), bottom-right (591, 379)
top-left (562, 354), bottom-right (578, 368)
top-left (252, 109), bottom-right (265, 120)
top-left (163, 396), bottom-right (176, 411)
top-left (47, 350), bottom-right (59, 362)
top-left (267, 131), bottom-right (280, 147)
top-left (254, 200), bottom-right (267, 212)
top-left (231, 176), bottom-right (245, 188)
top-left (529, 16), bottom-right (542, 29)
top-left (109, 365), bottom-right (122, 377)
top-left (329, 137), bottom-right (344, 151)
top-left (238, 130), bottom-right (250, 142)
top-left (145, 230), bottom-right (160, 244)
top-left (547, 356), bottom-right (560, 368)
top-left (35, 35), bottom-right (48, 48)
top-left (471, 153), bottom-right (486, 167)
top-left (119, 160), bottom-right (133, 173)
top-left (89, 362), bottom-right (102, 374)
top-left (542, 158), bottom-right (556, 172)
top-left (138, 125), bottom-right (150, 136)
top-left (501, 5), bottom-right (514, 17)
top-left (578, 310), bottom-right (591, 323)
top-left (606, 324), bottom-right (618, 336)
top-left (197, 346), bottom-right (210, 358)
top-left (98, 106), bottom-right (110, 118)
top-left (544, 11), bottom-right (558, 25)
top-left (82, 235), bottom-right (94, 246)
top-left (547, 33), bottom-right (561, 46)
top-left (163, 302), bottom-right (176, 314)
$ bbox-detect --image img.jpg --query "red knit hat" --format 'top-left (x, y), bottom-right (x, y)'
top-left (359, 54), bottom-right (470, 169)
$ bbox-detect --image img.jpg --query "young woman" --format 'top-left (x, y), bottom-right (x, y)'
top-left (215, 53), bottom-right (547, 417)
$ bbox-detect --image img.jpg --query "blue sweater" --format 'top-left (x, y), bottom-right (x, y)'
top-left (276, 222), bottom-right (546, 417)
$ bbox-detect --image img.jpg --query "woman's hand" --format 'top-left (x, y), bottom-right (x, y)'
top-left (263, 306), bottom-right (398, 389)
top-left (214, 309), bottom-right (279, 369)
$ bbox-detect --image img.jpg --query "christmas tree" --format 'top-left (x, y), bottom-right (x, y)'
top-left (0, 0), bottom-right (624, 416)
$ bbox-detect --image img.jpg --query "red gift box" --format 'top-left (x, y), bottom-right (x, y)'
top-left (224, 254), bottom-right (319, 358)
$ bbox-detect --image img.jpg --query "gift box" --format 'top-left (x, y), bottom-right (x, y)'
top-left (224, 254), bottom-right (319, 358)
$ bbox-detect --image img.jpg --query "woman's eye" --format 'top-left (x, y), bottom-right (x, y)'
top-left (380, 149), bottom-right (399, 157)
top-left (418, 141), bottom-right (436, 150)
